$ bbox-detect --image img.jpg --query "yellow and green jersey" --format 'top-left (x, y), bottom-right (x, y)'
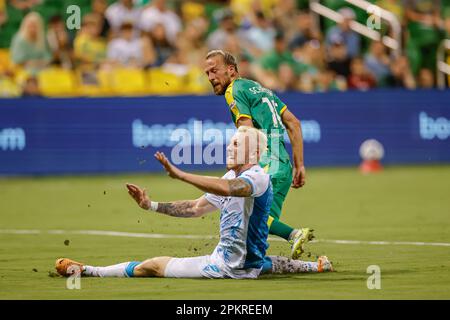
top-left (224, 77), bottom-right (290, 164)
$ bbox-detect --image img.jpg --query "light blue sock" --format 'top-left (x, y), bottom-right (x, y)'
top-left (83, 261), bottom-right (140, 277)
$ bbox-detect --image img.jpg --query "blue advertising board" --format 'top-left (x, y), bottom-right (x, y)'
top-left (0, 89), bottom-right (449, 175)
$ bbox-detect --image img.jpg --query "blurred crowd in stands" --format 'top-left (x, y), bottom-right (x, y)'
top-left (0, 0), bottom-right (449, 97)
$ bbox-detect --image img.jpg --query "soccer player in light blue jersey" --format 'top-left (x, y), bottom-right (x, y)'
top-left (56, 127), bottom-right (332, 279)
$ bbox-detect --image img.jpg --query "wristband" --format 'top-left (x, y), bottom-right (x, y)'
top-left (149, 201), bottom-right (159, 212)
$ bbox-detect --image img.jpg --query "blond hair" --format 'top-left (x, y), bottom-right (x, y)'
top-left (236, 126), bottom-right (268, 163)
top-left (206, 49), bottom-right (239, 72)
top-left (18, 12), bottom-right (46, 50)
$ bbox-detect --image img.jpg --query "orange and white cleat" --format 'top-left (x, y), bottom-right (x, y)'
top-left (317, 256), bottom-right (334, 272)
top-left (55, 258), bottom-right (84, 277)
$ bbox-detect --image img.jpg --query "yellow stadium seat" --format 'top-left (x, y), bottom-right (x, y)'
top-left (0, 49), bottom-right (11, 72)
top-left (146, 68), bottom-right (185, 95)
top-left (110, 68), bottom-right (147, 96)
top-left (185, 66), bottom-right (212, 95)
top-left (37, 68), bottom-right (76, 97)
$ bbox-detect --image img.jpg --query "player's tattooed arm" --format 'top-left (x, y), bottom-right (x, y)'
top-left (228, 178), bottom-right (252, 197)
top-left (156, 196), bottom-right (216, 218)
top-left (155, 151), bottom-right (253, 197)
top-left (156, 200), bottom-right (198, 217)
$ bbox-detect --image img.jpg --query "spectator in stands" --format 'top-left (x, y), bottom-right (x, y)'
top-left (236, 54), bottom-right (257, 81)
top-left (207, 8), bottom-right (238, 51)
top-left (445, 8), bottom-right (450, 37)
top-left (47, 16), bottom-right (73, 69)
top-left (326, 33), bottom-right (351, 78)
top-left (244, 10), bottom-right (276, 56)
top-left (386, 55), bottom-right (417, 89)
top-left (107, 22), bottom-right (156, 68)
top-left (10, 12), bottom-right (51, 75)
top-left (174, 18), bottom-right (208, 68)
top-left (364, 41), bottom-right (391, 86)
top-left (292, 39), bottom-right (323, 73)
top-left (254, 31), bottom-right (305, 91)
top-left (405, 0), bottom-right (443, 71)
top-left (406, 0), bottom-right (442, 28)
top-left (74, 14), bottom-right (106, 69)
top-left (277, 62), bottom-right (300, 92)
top-left (418, 68), bottom-right (435, 88)
top-left (326, 7), bottom-right (361, 58)
top-left (148, 23), bottom-right (175, 67)
top-left (92, 0), bottom-right (111, 38)
top-left (140, 0), bottom-right (182, 46)
top-left (105, 0), bottom-right (141, 35)
top-left (289, 10), bottom-right (322, 50)
top-left (347, 57), bottom-right (377, 90)
top-left (222, 32), bottom-right (245, 59)
top-left (21, 76), bottom-right (41, 97)
top-left (376, 0), bottom-right (406, 24)
top-left (315, 68), bottom-right (346, 92)
top-left (272, 0), bottom-right (298, 43)
top-left (0, 0), bottom-right (7, 27)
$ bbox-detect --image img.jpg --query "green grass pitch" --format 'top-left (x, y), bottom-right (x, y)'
top-left (1, 165), bottom-right (449, 299)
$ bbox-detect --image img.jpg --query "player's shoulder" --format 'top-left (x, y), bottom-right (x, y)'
top-left (240, 165), bottom-right (271, 196)
top-left (229, 78), bottom-right (260, 95)
top-left (236, 78), bottom-right (261, 91)
top-left (240, 78), bottom-right (278, 98)
top-left (241, 165), bottom-right (270, 183)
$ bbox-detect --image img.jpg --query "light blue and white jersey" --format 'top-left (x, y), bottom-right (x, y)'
top-left (204, 165), bottom-right (273, 278)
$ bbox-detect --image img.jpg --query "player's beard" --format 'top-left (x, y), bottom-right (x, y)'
top-left (212, 75), bottom-right (231, 95)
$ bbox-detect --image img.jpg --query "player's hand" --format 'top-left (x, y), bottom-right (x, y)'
top-left (126, 183), bottom-right (151, 210)
top-left (155, 151), bottom-right (184, 180)
top-left (292, 164), bottom-right (306, 188)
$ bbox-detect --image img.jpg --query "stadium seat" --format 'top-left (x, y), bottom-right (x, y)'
top-left (146, 68), bottom-right (185, 95)
top-left (110, 68), bottom-right (147, 96)
top-left (185, 67), bottom-right (211, 95)
top-left (0, 49), bottom-right (11, 72)
top-left (37, 68), bottom-right (76, 97)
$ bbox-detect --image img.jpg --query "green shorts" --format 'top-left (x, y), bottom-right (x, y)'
top-left (259, 157), bottom-right (292, 220)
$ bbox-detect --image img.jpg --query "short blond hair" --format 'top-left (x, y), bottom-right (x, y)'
top-left (206, 50), bottom-right (238, 72)
top-left (236, 126), bottom-right (267, 162)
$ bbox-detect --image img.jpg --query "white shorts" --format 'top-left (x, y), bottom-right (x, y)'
top-left (164, 255), bottom-right (261, 279)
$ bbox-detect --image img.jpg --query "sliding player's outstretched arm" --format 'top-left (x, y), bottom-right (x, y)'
top-left (126, 183), bottom-right (216, 218)
top-left (154, 151), bottom-right (253, 197)
top-left (281, 109), bottom-right (306, 188)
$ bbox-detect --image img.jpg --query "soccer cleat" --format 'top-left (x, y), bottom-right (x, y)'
top-left (55, 258), bottom-right (84, 277)
top-left (317, 256), bottom-right (334, 272)
top-left (290, 228), bottom-right (315, 259)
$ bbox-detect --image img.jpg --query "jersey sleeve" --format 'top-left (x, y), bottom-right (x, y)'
top-left (238, 167), bottom-right (270, 197)
top-left (204, 170), bottom-right (235, 208)
top-left (204, 192), bottom-right (223, 209)
top-left (272, 93), bottom-right (288, 116)
top-left (225, 81), bottom-right (252, 124)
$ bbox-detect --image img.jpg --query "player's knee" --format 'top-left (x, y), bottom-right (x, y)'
top-left (134, 257), bottom-right (169, 277)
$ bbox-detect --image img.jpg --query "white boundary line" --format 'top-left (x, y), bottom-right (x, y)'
top-left (1, 229), bottom-right (450, 247)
